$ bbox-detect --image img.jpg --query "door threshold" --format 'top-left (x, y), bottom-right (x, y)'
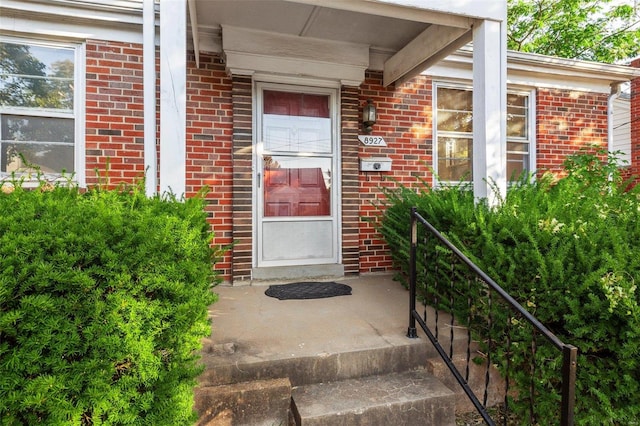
top-left (250, 264), bottom-right (345, 285)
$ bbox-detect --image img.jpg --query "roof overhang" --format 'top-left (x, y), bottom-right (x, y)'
top-left (188, 0), bottom-right (505, 86)
top-left (0, 0), bottom-right (509, 87)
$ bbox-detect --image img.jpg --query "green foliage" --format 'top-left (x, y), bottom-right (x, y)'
top-left (376, 150), bottom-right (640, 424)
top-left (508, 0), bottom-right (640, 63)
top-left (0, 179), bottom-right (221, 425)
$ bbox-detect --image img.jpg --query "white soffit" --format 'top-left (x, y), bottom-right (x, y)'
top-left (222, 26), bottom-right (370, 86)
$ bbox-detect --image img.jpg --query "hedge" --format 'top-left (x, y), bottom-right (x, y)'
top-left (376, 150), bottom-right (640, 424)
top-left (0, 180), bottom-right (221, 425)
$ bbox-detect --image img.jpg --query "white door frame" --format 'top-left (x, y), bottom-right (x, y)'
top-left (253, 79), bottom-right (342, 269)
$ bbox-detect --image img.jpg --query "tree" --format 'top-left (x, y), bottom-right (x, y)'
top-left (508, 0), bottom-right (640, 63)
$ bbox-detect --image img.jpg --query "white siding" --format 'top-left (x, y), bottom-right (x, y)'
top-left (612, 96), bottom-right (631, 166)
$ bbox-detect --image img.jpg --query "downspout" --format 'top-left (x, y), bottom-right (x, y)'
top-left (187, 0), bottom-right (200, 68)
top-left (143, 0), bottom-right (158, 196)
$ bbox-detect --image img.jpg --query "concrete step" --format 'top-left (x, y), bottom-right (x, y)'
top-left (199, 339), bottom-right (437, 387)
top-left (196, 334), bottom-right (471, 424)
top-left (195, 378), bottom-right (292, 426)
top-left (426, 354), bottom-right (505, 414)
top-left (290, 369), bottom-right (456, 426)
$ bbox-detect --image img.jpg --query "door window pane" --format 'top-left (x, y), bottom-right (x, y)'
top-left (264, 90), bottom-right (329, 118)
top-left (263, 156), bottom-right (331, 217)
top-left (263, 91), bottom-right (331, 153)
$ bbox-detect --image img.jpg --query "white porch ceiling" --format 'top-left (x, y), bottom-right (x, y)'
top-left (194, 0), bottom-right (430, 52)
top-left (190, 0), bottom-right (475, 85)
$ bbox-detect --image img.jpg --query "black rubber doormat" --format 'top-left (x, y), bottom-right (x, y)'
top-left (264, 281), bottom-right (352, 300)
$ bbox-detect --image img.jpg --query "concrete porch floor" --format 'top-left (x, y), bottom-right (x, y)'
top-left (197, 274), bottom-right (504, 425)
top-left (203, 273), bottom-right (427, 360)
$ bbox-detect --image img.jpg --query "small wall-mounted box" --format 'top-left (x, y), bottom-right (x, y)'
top-left (360, 157), bottom-right (392, 172)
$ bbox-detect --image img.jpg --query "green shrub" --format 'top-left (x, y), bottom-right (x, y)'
top-left (376, 150), bottom-right (640, 425)
top-left (0, 180), bottom-right (220, 425)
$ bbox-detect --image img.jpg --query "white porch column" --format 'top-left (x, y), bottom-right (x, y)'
top-left (143, 0), bottom-right (157, 196)
top-left (159, 0), bottom-right (186, 197)
top-left (472, 19), bottom-right (507, 205)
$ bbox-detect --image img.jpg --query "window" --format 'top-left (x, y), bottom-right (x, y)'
top-left (435, 86), bottom-right (473, 181)
top-left (0, 38), bottom-right (81, 181)
top-left (434, 84), bottom-right (533, 183)
top-left (506, 92), bottom-right (531, 180)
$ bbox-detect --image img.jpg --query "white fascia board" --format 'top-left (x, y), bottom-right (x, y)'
top-left (282, 0), bottom-right (475, 28)
top-left (223, 26), bottom-right (369, 67)
top-left (0, 13), bottom-right (143, 44)
top-left (0, 0), bottom-right (149, 43)
top-left (1, 0), bottom-right (143, 25)
top-left (427, 49), bottom-right (640, 93)
top-left (222, 26), bottom-right (369, 85)
top-left (369, 0), bottom-right (506, 21)
top-left (507, 50), bottom-right (640, 81)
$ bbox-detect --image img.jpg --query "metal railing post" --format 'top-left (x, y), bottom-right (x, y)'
top-left (561, 344), bottom-right (577, 426)
top-left (407, 207), bottom-right (418, 339)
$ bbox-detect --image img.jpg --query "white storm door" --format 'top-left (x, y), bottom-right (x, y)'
top-left (256, 85), bottom-right (338, 267)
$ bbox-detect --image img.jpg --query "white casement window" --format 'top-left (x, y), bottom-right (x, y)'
top-left (0, 37), bottom-right (84, 184)
top-left (434, 83), bottom-right (534, 183)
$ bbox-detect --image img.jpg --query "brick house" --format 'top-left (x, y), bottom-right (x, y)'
top-left (1, 0), bottom-right (639, 284)
top-left (632, 58), bottom-right (640, 178)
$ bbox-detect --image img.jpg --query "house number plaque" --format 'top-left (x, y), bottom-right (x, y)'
top-left (358, 135), bottom-right (387, 146)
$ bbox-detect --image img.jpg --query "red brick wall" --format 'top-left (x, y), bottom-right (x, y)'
top-left (536, 88), bottom-right (608, 175)
top-left (340, 86), bottom-right (361, 275)
top-left (86, 44), bottom-right (235, 280)
top-left (185, 53), bottom-right (234, 279)
top-left (357, 71), bottom-right (434, 273)
top-left (631, 59), bottom-right (640, 179)
top-left (83, 41), bottom-right (617, 281)
top-left (230, 75), bottom-right (254, 282)
top-left (85, 40), bottom-right (146, 187)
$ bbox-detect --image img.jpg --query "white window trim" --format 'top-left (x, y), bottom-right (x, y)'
top-left (507, 87), bottom-right (536, 183)
top-left (0, 36), bottom-right (85, 187)
top-left (433, 81), bottom-right (536, 186)
top-left (75, 42), bottom-right (86, 188)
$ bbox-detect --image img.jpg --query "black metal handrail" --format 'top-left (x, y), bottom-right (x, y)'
top-left (407, 207), bottom-right (577, 425)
